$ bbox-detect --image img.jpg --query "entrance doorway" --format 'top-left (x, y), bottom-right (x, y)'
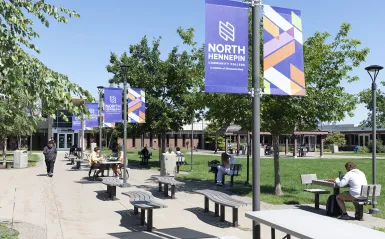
top-left (54, 133), bottom-right (78, 150)
top-left (304, 135), bottom-right (316, 152)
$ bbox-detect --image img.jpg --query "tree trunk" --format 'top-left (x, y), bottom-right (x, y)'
top-left (18, 136), bottom-right (21, 149)
top-left (2, 136), bottom-right (7, 162)
top-left (161, 133), bottom-right (166, 153)
top-left (272, 133), bottom-right (283, 196)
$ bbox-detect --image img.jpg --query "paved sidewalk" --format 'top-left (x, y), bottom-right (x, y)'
top-left (0, 152), bottom-right (384, 239)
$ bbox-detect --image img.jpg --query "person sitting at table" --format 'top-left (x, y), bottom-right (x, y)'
top-left (88, 147), bottom-right (105, 177)
top-left (216, 152), bottom-right (232, 186)
top-left (112, 145), bottom-right (124, 178)
top-left (333, 161), bottom-right (367, 220)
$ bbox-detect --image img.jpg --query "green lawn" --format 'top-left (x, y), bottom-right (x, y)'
top-left (120, 149), bottom-right (385, 219)
top-left (325, 152), bottom-right (385, 157)
top-left (4, 153), bottom-right (40, 167)
top-left (0, 224), bottom-right (19, 239)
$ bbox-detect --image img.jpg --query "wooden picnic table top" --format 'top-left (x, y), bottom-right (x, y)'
top-left (246, 209), bottom-right (385, 239)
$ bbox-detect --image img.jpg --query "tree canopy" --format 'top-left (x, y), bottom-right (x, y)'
top-left (359, 88), bottom-right (385, 128)
top-left (106, 28), bottom-right (204, 139)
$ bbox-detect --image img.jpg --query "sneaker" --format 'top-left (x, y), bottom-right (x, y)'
top-left (216, 183), bottom-right (223, 186)
top-left (337, 213), bottom-right (350, 220)
top-left (49, 173), bottom-right (53, 177)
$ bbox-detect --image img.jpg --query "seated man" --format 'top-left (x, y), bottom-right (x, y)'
top-left (88, 147), bottom-right (105, 177)
top-left (334, 161), bottom-right (367, 220)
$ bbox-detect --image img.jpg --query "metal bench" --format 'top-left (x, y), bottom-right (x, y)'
top-left (158, 176), bottom-right (185, 199)
top-left (346, 184), bottom-right (382, 221)
top-left (300, 174), bottom-right (330, 209)
top-left (195, 189), bottom-right (250, 227)
top-left (208, 161), bottom-right (242, 187)
top-left (102, 177), bottom-right (122, 200)
top-left (122, 191), bottom-right (167, 232)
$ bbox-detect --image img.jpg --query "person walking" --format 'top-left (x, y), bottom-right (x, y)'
top-left (43, 140), bottom-right (57, 177)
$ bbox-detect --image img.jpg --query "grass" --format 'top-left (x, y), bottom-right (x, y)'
top-left (374, 227), bottom-right (385, 232)
top-left (3, 153), bottom-right (40, 167)
top-left (325, 151), bottom-right (385, 157)
top-left (0, 224), bottom-right (19, 239)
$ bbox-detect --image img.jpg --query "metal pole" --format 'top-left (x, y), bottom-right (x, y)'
top-left (190, 114), bottom-right (194, 171)
top-left (81, 113), bottom-right (85, 159)
top-left (98, 87), bottom-right (104, 157)
top-left (370, 81), bottom-right (379, 214)
top-left (245, 131), bottom-right (251, 185)
top-left (122, 78), bottom-right (129, 187)
top-left (29, 135), bottom-right (32, 153)
top-left (251, 0), bottom-right (261, 238)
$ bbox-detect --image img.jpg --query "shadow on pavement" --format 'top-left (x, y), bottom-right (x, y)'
top-left (36, 174), bottom-right (47, 176)
top-left (94, 190), bottom-right (120, 201)
top-left (74, 176), bottom-right (103, 184)
top-left (111, 210), bottom-right (216, 238)
top-left (185, 207), bottom-right (233, 228)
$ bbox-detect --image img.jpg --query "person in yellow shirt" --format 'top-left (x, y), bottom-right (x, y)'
top-left (89, 147), bottom-right (105, 177)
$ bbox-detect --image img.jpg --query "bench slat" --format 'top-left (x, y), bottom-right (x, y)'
top-left (195, 189), bottom-right (250, 208)
top-left (123, 191), bottom-right (168, 209)
top-left (158, 177), bottom-right (184, 186)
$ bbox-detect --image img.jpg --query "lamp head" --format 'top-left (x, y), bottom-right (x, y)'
top-left (365, 65), bottom-right (383, 72)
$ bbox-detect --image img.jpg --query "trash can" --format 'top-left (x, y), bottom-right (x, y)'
top-left (13, 150), bottom-right (28, 169)
top-left (332, 145), bottom-right (339, 153)
top-left (160, 153), bottom-right (176, 176)
top-left (355, 145), bottom-right (359, 153)
top-left (260, 145), bottom-right (265, 157)
top-left (91, 143), bottom-right (97, 153)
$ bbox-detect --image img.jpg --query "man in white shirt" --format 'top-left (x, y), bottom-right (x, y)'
top-left (334, 161), bottom-right (367, 220)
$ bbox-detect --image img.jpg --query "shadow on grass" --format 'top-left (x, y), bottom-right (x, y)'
top-left (228, 185), bottom-right (300, 196)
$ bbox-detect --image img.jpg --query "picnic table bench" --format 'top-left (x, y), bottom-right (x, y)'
top-left (158, 176), bottom-right (185, 199)
top-left (195, 189), bottom-right (250, 227)
top-left (208, 160), bottom-right (242, 187)
top-left (246, 208), bottom-right (385, 239)
top-left (102, 177), bottom-right (122, 200)
top-left (122, 191), bottom-right (167, 232)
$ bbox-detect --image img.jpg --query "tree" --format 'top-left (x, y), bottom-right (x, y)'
top-left (106, 27), bottom-right (204, 154)
top-left (325, 132), bottom-right (346, 147)
top-left (359, 88), bottom-right (385, 128)
top-left (205, 23), bottom-right (369, 195)
top-left (0, 0), bottom-right (93, 119)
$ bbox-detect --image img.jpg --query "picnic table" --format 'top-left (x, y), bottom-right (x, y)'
top-left (312, 179), bottom-right (341, 195)
top-left (246, 209), bottom-right (385, 239)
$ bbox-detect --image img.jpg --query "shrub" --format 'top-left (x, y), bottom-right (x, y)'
top-left (358, 146), bottom-right (370, 153)
top-left (325, 132), bottom-right (346, 147)
top-left (367, 139), bottom-right (385, 153)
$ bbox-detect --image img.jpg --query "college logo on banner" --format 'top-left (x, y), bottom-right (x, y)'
top-left (204, 0), bottom-right (249, 94)
top-left (85, 103), bottom-right (99, 128)
top-left (104, 88), bottom-right (122, 123)
top-left (72, 115), bottom-right (82, 130)
top-left (127, 88), bottom-right (145, 123)
top-left (263, 6), bottom-right (305, 96)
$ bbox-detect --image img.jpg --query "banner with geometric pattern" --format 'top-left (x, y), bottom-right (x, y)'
top-left (263, 5), bottom-right (305, 96)
top-left (127, 88), bottom-right (145, 123)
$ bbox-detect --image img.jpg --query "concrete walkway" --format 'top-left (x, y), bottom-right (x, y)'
top-left (0, 152), bottom-right (384, 239)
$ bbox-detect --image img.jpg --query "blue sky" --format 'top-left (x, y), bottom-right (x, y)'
top-left (31, 0), bottom-right (385, 125)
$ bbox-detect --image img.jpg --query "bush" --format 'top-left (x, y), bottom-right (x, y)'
top-left (339, 145), bottom-right (357, 151)
top-left (325, 132), bottom-right (346, 147)
top-left (368, 139), bottom-right (385, 153)
top-left (0, 224), bottom-right (19, 239)
top-left (358, 146), bottom-right (370, 153)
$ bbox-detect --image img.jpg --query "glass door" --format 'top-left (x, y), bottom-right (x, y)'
top-left (66, 134), bottom-right (73, 149)
top-left (58, 134), bottom-right (66, 149)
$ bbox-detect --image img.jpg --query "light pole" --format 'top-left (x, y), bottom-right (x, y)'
top-left (365, 64), bottom-right (383, 214)
top-left (190, 113), bottom-right (194, 172)
top-left (97, 86), bottom-right (104, 157)
top-left (120, 64), bottom-right (130, 187)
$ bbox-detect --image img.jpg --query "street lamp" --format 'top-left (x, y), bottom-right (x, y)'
top-left (365, 64), bottom-right (383, 214)
top-left (120, 64), bottom-right (130, 188)
top-left (97, 86), bottom-right (104, 157)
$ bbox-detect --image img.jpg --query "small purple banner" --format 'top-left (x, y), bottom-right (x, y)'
top-left (204, 0), bottom-right (249, 94)
top-left (85, 103), bottom-right (99, 128)
top-left (72, 115), bottom-right (82, 130)
top-left (104, 88), bottom-right (122, 123)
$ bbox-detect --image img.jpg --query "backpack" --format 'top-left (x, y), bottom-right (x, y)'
top-left (326, 195), bottom-right (342, 217)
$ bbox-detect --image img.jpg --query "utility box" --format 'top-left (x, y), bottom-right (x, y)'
top-left (332, 145), bottom-right (339, 153)
top-left (160, 153), bottom-right (176, 177)
top-left (91, 143), bottom-right (97, 153)
top-left (13, 150), bottom-right (28, 169)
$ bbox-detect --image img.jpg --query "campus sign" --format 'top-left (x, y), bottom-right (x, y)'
top-left (204, 0), bottom-right (249, 94)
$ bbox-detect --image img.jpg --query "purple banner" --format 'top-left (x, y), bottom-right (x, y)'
top-left (85, 103), bottom-right (99, 128)
top-left (104, 88), bottom-right (122, 123)
top-left (204, 0), bottom-right (249, 94)
top-left (72, 115), bottom-right (82, 130)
